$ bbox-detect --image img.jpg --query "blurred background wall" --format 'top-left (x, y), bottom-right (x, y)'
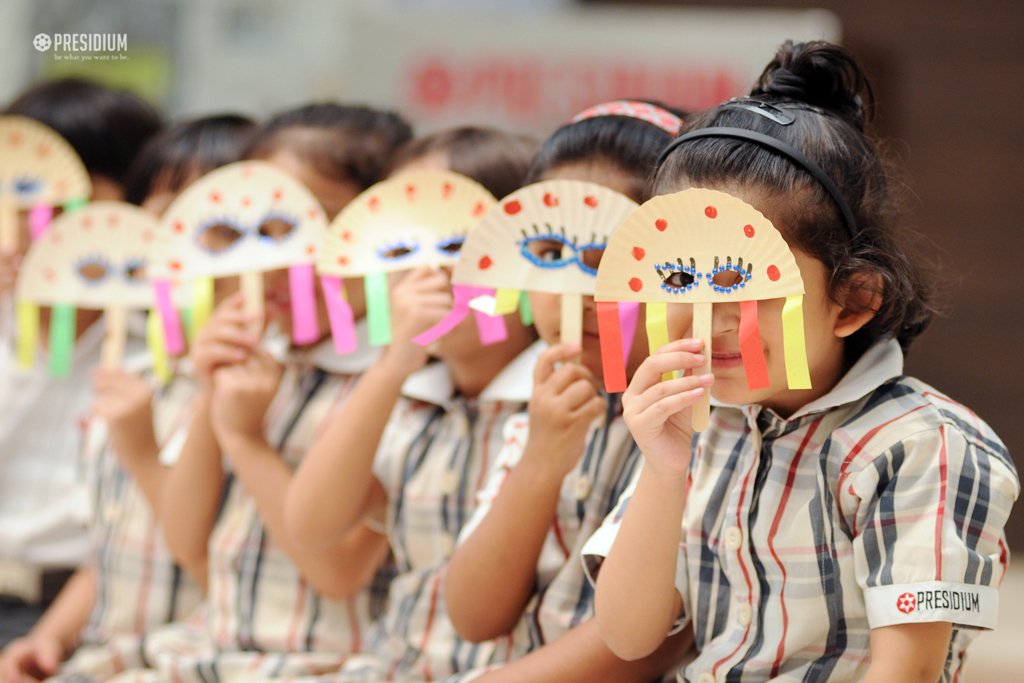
top-left (2, 0), bottom-right (1022, 674)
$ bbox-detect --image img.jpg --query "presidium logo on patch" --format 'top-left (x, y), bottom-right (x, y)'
top-left (896, 589), bottom-right (981, 615)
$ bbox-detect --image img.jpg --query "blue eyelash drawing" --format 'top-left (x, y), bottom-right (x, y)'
top-left (255, 211), bottom-right (299, 243)
top-left (654, 255), bottom-right (753, 294)
top-left (12, 175), bottom-right (44, 198)
top-left (123, 257), bottom-right (148, 284)
top-left (518, 224), bottom-right (605, 275)
top-left (194, 217), bottom-right (246, 255)
top-left (435, 235), bottom-right (465, 256)
top-left (376, 239), bottom-right (421, 262)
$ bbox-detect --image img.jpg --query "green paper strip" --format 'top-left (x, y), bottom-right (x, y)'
top-left (365, 272), bottom-right (392, 346)
top-left (518, 291), bottom-right (534, 326)
top-left (782, 295), bottom-right (812, 390)
top-left (16, 301), bottom-right (38, 368)
top-left (48, 304), bottom-right (76, 377)
top-left (62, 196), bottom-right (88, 214)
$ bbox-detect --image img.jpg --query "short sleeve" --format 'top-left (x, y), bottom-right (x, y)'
top-left (850, 424), bottom-right (1019, 630)
top-left (580, 463), bottom-right (691, 634)
top-left (371, 397), bottom-right (422, 501)
top-left (455, 412), bottom-right (529, 545)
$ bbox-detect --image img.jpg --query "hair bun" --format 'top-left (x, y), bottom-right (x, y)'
top-left (752, 40), bottom-right (874, 130)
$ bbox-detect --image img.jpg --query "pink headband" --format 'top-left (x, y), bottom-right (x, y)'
top-left (570, 100), bottom-right (683, 136)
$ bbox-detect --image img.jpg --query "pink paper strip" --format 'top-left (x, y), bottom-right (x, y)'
top-left (618, 301), bottom-right (640, 365)
top-left (289, 264), bottom-right (319, 345)
top-left (320, 275), bottom-right (357, 354)
top-left (414, 284), bottom-right (507, 347)
top-left (153, 279), bottom-right (184, 355)
top-left (29, 204), bottom-right (53, 241)
top-left (472, 307), bottom-right (508, 345)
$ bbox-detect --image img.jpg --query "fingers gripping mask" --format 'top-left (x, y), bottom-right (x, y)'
top-left (595, 188), bottom-right (811, 431)
top-left (433, 180), bottom-right (637, 349)
top-left (0, 115), bottom-right (91, 248)
top-left (14, 202), bottom-right (171, 376)
top-left (154, 161), bottom-right (330, 354)
top-left (316, 170), bottom-right (495, 352)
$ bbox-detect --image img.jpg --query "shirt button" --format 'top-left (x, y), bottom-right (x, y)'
top-left (724, 526), bottom-right (743, 550)
top-left (737, 602), bottom-right (753, 627)
top-left (697, 674), bottom-right (716, 683)
top-left (572, 475), bottom-right (592, 500)
top-left (440, 470), bottom-right (459, 495)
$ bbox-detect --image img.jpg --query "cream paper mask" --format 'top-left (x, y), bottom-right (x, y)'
top-left (15, 202), bottom-right (170, 376)
top-left (153, 161), bottom-right (329, 355)
top-left (0, 115), bottom-right (91, 249)
top-left (316, 170), bottom-right (497, 352)
top-left (434, 179), bottom-right (638, 349)
top-left (595, 188), bottom-right (811, 430)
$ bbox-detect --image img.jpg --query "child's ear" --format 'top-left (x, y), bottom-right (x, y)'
top-left (834, 272), bottom-right (884, 338)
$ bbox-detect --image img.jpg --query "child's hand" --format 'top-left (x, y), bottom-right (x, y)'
top-left (191, 293), bottom-right (261, 393)
top-left (0, 633), bottom-right (64, 682)
top-left (91, 367), bottom-right (158, 466)
top-left (209, 345), bottom-right (283, 447)
top-left (382, 267), bottom-right (453, 374)
top-left (622, 338), bottom-right (714, 481)
top-left (522, 344), bottom-right (606, 480)
top-left (0, 247), bottom-right (22, 297)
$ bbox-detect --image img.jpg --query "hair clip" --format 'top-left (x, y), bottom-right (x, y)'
top-left (723, 98), bottom-right (796, 126)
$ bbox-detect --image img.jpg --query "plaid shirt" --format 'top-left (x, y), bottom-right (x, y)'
top-left (452, 394), bottom-right (640, 671)
top-left (584, 340), bottom-right (1019, 683)
top-left (330, 343), bottom-right (539, 683)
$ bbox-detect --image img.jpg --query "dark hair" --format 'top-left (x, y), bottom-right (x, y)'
top-left (122, 114), bottom-right (255, 206)
top-left (5, 77), bottom-right (162, 186)
top-left (526, 100), bottom-right (688, 202)
top-left (245, 103), bottom-right (412, 190)
top-left (655, 41), bottom-right (935, 359)
top-left (390, 126), bottom-right (537, 199)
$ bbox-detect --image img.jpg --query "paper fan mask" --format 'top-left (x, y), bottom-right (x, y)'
top-left (316, 170), bottom-right (496, 351)
top-left (153, 161), bottom-right (329, 354)
top-left (595, 188), bottom-right (811, 430)
top-left (14, 202), bottom-right (170, 376)
top-left (0, 115), bottom-right (91, 248)
top-left (432, 179), bottom-right (637, 348)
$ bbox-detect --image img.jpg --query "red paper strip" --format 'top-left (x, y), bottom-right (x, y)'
top-left (596, 301), bottom-right (627, 393)
top-left (739, 300), bottom-right (770, 390)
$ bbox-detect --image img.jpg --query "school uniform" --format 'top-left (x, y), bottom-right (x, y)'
top-left (583, 339), bottom-right (1019, 683)
top-left (106, 327), bottom-right (383, 683)
top-left (327, 342), bottom-right (540, 683)
top-left (448, 393), bottom-right (641, 680)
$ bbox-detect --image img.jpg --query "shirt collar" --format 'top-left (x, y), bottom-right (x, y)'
top-left (401, 339), bottom-right (544, 407)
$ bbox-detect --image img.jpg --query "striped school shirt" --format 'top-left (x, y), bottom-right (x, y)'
top-left (583, 340), bottom-right (1019, 683)
top-left (452, 394), bottom-right (641, 675)
top-left (330, 343), bottom-right (539, 683)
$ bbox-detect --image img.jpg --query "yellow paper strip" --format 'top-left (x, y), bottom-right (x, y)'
top-left (690, 302), bottom-right (712, 432)
top-left (190, 277), bottom-right (215, 341)
top-left (0, 195), bottom-right (17, 250)
top-left (560, 293), bottom-right (582, 347)
top-left (101, 306), bottom-right (126, 368)
top-left (241, 272), bottom-right (264, 334)
top-left (16, 301), bottom-right (38, 368)
top-left (645, 302), bottom-right (675, 382)
top-left (147, 308), bottom-right (171, 384)
top-left (782, 295), bottom-right (812, 390)
top-left (493, 288), bottom-right (520, 315)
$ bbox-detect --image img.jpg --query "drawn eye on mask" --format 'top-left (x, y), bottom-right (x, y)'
top-left (595, 188), bottom-right (811, 432)
top-left (76, 255), bottom-right (111, 285)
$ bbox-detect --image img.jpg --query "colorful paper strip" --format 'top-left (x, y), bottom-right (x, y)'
top-left (365, 271), bottom-right (392, 346)
top-left (146, 308), bottom-right (171, 384)
top-left (153, 279), bottom-right (185, 355)
top-left (618, 301), bottom-right (640, 366)
top-left (189, 277), bottom-right (214, 342)
top-left (48, 303), bottom-right (76, 377)
top-left (519, 291), bottom-right (534, 326)
top-left (320, 275), bottom-right (357, 354)
top-left (596, 301), bottom-right (627, 393)
top-left (16, 301), bottom-right (38, 369)
top-left (28, 204), bottom-right (53, 241)
top-left (782, 295), bottom-right (812, 390)
top-left (289, 264), bottom-right (319, 345)
top-left (62, 196), bottom-right (88, 214)
top-left (738, 300), bottom-right (770, 390)
top-left (493, 288), bottom-right (520, 315)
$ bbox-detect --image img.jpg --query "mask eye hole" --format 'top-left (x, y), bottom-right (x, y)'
top-left (257, 216), bottom-right (297, 242)
top-left (124, 258), bottom-right (147, 283)
top-left (435, 236), bottom-right (465, 255)
top-left (708, 256), bottom-right (752, 292)
top-left (377, 241), bottom-right (420, 261)
top-left (521, 236), bottom-right (573, 268)
top-left (575, 244), bottom-right (605, 275)
top-left (77, 257), bottom-right (110, 284)
top-left (197, 222), bottom-right (245, 254)
top-left (656, 258), bottom-right (699, 293)
top-left (12, 176), bottom-right (43, 198)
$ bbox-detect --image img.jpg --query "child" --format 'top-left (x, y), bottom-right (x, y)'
top-left (588, 41), bottom-right (1019, 682)
top-left (282, 129), bottom-right (540, 681)
top-left (0, 115), bottom-right (255, 682)
top-left (117, 103), bottom-right (415, 683)
top-left (443, 101), bottom-right (694, 682)
top-left (0, 78), bottom-right (161, 647)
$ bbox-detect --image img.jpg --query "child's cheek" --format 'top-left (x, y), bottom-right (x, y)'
top-left (527, 291), bottom-right (562, 346)
top-left (664, 302), bottom-right (694, 340)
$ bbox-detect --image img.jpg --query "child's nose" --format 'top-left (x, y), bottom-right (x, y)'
top-left (711, 301), bottom-right (740, 336)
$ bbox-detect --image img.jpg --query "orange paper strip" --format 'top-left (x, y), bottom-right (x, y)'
top-left (596, 301), bottom-right (627, 393)
top-left (739, 300), bottom-right (770, 390)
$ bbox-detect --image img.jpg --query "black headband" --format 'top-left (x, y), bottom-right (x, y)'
top-left (655, 126), bottom-right (859, 239)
